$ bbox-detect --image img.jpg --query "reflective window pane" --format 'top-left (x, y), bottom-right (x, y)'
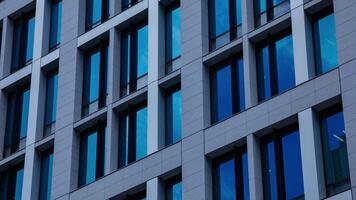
top-left (210, 0), bottom-right (230, 38)
top-left (20, 89), bottom-right (30, 139)
top-left (86, 0), bottom-right (109, 28)
top-left (214, 158), bottom-right (237, 200)
top-left (257, 46), bottom-right (271, 101)
top-left (14, 167), bottom-right (24, 200)
top-left (242, 152), bottom-right (250, 200)
top-left (118, 115), bottom-right (130, 167)
top-left (320, 107), bottom-right (350, 196)
top-left (26, 16), bottom-right (35, 62)
top-left (137, 25), bottom-right (148, 77)
top-left (39, 150), bottom-right (54, 200)
top-left (213, 65), bottom-right (233, 122)
top-left (166, 89), bottom-right (182, 146)
top-left (49, 0), bottom-right (62, 49)
top-left (236, 58), bottom-right (245, 111)
top-left (166, 6), bottom-right (181, 63)
top-left (275, 34), bottom-right (295, 94)
top-left (45, 73), bottom-right (58, 126)
top-left (314, 12), bottom-right (338, 75)
top-left (136, 107), bottom-right (147, 160)
top-left (121, 32), bottom-right (131, 85)
top-left (262, 141), bottom-right (278, 200)
top-left (166, 177), bottom-right (182, 200)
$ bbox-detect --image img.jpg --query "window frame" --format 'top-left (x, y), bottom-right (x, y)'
top-left (256, 28), bottom-right (295, 102)
top-left (165, 1), bottom-right (181, 74)
top-left (311, 7), bottom-right (337, 76)
top-left (82, 41), bottom-right (108, 117)
top-left (210, 53), bottom-right (245, 124)
top-left (212, 146), bottom-right (248, 200)
top-left (78, 122), bottom-right (106, 188)
top-left (260, 123), bottom-right (304, 200)
top-left (39, 148), bottom-right (54, 200)
top-left (165, 85), bottom-right (181, 146)
top-left (208, 0), bottom-right (243, 51)
top-left (120, 20), bottom-right (148, 98)
top-left (43, 69), bottom-right (58, 137)
top-left (319, 104), bottom-right (351, 197)
top-left (253, 0), bottom-right (290, 28)
top-left (118, 102), bottom-right (147, 169)
top-left (49, 0), bottom-right (62, 51)
top-left (85, 0), bottom-right (109, 30)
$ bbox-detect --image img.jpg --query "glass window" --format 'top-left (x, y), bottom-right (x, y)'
top-left (122, 0), bottom-right (141, 11)
top-left (86, 0), bottom-right (109, 29)
top-left (44, 71), bottom-right (58, 137)
top-left (49, 0), bottom-right (62, 50)
top-left (78, 123), bottom-right (105, 187)
top-left (123, 191), bottom-right (146, 200)
top-left (11, 12), bottom-right (35, 72)
top-left (39, 149), bottom-right (54, 200)
top-left (166, 176), bottom-right (182, 200)
top-left (257, 31), bottom-right (295, 102)
top-left (209, 0), bottom-right (243, 50)
top-left (254, 0), bottom-right (290, 27)
top-left (211, 56), bottom-right (244, 123)
top-left (118, 104), bottom-right (147, 168)
top-left (313, 10), bottom-right (338, 75)
top-left (82, 44), bottom-right (108, 117)
top-left (4, 87), bottom-right (30, 157)
top-left (320, 105), bottom-right (350, 197)
top-left (0, 164), bottom-right (24, 200)
top-left (213, 147), bottom-right (249, 200)
top-left (261, 124), bottom-right (304, 200)
top-left (166, 87), bottom-right (182, 146)
top-left (120, 22), bottom-right (148, 97)
top-left (165, 3), bottom-right (181, 73)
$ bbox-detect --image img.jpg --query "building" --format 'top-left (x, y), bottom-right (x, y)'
top-left (0, 0), bottom-right (355, 199)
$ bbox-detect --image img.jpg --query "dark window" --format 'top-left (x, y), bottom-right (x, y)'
top-left (261, 124), bottom-right (304, 200)
top-left (213, 147), bottom-right (249, 200)
top-left (49, 0), bottom-right (62, 50)
top-left (165, 3), bottom-right (181, 73)
top-left (82, 43), bottom-right (108, 117)
top-left (211, 55), bottom-right (245, 123)
top-left (0, 163), bottom-right (24, 200)
top-left (312, 9), bottom-right (338, 75)
top-left (44, 71), bottom-right (58, 137)
top-left (120, 22), bottom-right (148, 97)
top-left (256, 30), bottom-right (295, 102)
top-left (118, 104), bottom-right (147, 168)
top-left (78, 123), bottom-right (106, 187)
top-left (319, 105), bottom-right (350, 197)
top-left (4, 86), bottom-right (30, 157)
top-left (122, 0), bottom-right (143, 11)
top-left (254, 0), bottom-right (290, 27)
top-left (209, 0), bottom-right (242, 50)
top-left (86, 0), bottom-right (109, 30)
top-left (166, 176), bottom-right (182, 200)
top-left (11, 12), bottom-right (35, 72)
top-left (39, 149), bottom-right (54, 200)
top-left (166, 86), bottom-right (182, 146)
top-left (123, 191), bottom-right (146, 200)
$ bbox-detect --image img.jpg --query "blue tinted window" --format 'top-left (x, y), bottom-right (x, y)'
top-left (210, 0), bottom-right (230, 37)
top-left (136, 107), bottom-right (147, 160)
top-left (166, 89), bottom-right (182, 145)
top-left (118, 115), bottom-right (130, 167)
top-left (86, 0), bottom-right (109, 28)
top-left (236, 0), bottom-right (242, 25)
top-left (236, 58), bottom-right (245, 110)
top-left (257, 33), bottom-right (295, 101)
top-left (275, 34), bottom-right (295, 93)
top-left (26, 16), bottom-right (35, 62)
top-left (20, 89), bottom-right (30, 139)
top-left (79, 126), bottom-right (105, 187)
top-left (242, 153), bottom-right (250, 200)
top-left (282, 131), bottom-right (304, 199)
top-left (14, 167), bottom-right (24, 200)
top-left (45, 73), bottom-right (58, 125)
top-left (314, 12), bottom-right (338, 75)
top-left (213, 65), bottom-right (233, 122)
top-left (121, 33), bottom-right (131, 85)
top-left (262, 126), bottom-right (304, 200)
top-left (49, 0), bottom-right (62, 49)
top-left (214, 158), bottom-right (236, 200)
top-left (84, 51), bottom-right (100, 104)
top-left (39, 151), bottom-right (53, 200)
top-left (166, 6), bottom-right (181, 62)
top-left (320, 108), bottom-right (350, 196)
top-left (166, 178), bottom-right (182, 200)
top-left (137, 25), bottom-right (148, 77)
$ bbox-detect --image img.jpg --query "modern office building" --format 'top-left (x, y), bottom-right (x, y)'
top-left (0, 0), bottom-right (355, 199)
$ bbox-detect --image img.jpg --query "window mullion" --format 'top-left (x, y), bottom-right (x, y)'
top-left (274, 133), bottom-right (286, 199)
top-left (268, 39), bottom-right (278, 97)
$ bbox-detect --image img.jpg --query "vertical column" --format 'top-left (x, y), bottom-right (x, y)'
top-left (147, 178), bottom-right (164, 200)
top-left (298, 108), bottom-right (325, 199)
top-left (33, 0), bottom-right (48, 60)
top-left (21, 144), bottom-right (41, 200)
top-left (247, 134), bottom-right (263, 200)
top-left (147, 0), bottom-right (164, 154)
top-left (181, 0), bottom-right (210, 138)
top-left (291, 0), bottom-right (315, 85)
top-left (182, 131), bottom-right (212, 200)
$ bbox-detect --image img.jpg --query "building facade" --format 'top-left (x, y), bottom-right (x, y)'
top-left (0, 0), bottom-right (355, 199)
